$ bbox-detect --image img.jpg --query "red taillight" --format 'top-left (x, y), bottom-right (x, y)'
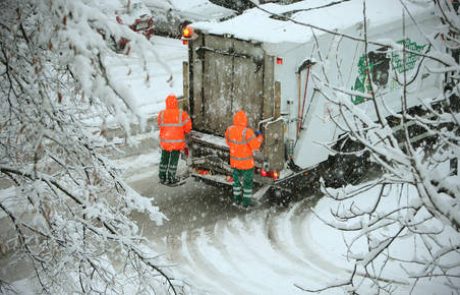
top-left (276, 57), bottom-right (283, 64)
top-left (197, 169), bottom-right (209, 175)
top-left (258, 168), bottom-right (279, 180)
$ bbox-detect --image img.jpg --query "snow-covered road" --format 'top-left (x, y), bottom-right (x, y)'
top-left (123, 151), bottom-right (351, 295)
top-left (149, 198), bottom-right (349, 295)
top-left (124, 153), bottom-right (449, 294)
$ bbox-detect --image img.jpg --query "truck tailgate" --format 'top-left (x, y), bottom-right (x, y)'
top-left (189, 130), bottom-right (232, 174)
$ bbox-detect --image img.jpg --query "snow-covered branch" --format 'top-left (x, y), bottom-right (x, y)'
top-left (0, 0), bottom-right (177, 293)
top-left (309, 0), bottom-right (460, 293)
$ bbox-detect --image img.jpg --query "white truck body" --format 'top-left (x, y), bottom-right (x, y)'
top-left (184, 0), bottom-right (444, 188)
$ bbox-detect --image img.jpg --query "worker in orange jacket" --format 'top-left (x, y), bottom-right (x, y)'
top-left (225, 110), bottom-right (263, 207)
top-left (158, 94), bottom-right (192, 184)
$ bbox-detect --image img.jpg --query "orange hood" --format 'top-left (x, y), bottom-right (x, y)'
top-left (233, 110), bottom-right (248, 127)
top-left (166, 94), bottom-right (178, 109)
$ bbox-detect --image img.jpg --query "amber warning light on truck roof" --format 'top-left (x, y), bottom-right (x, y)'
top-left (181, 25), bottom-right (194, 45)
top-left (183, 26), bottom-right (193, 38)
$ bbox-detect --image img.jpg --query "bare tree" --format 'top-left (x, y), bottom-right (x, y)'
top-left (302, 0), bottom-right (460, 293)
top-left (0, 0), bottom-right (178, 293)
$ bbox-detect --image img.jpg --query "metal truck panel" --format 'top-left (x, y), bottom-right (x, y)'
top-left (291, 12), bottom-right (443, 168)
top-left (190, 33), bottom-right (268, 135)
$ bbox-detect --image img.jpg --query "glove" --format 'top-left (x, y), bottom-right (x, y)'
top-left (255, 130), bottom-right (262, 136)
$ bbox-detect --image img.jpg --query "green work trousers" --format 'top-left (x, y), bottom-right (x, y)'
top-left (232, 168), bottom-right (254, 207)
top-left (159, 150), bottom-right (180, 183)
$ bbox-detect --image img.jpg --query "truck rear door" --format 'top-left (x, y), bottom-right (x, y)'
top-left (189, 34), bottom-right (271, 136)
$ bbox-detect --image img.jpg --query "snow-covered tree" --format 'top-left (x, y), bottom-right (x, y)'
top-left (306, 0), bottom-right (460, 293)
top-left (0, 0), bottom-right (178, 293)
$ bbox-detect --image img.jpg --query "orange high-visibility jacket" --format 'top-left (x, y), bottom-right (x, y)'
top-left (158, 94), bottom-right (192, 151)
top-left (225, 110), bottom-right (263, 170)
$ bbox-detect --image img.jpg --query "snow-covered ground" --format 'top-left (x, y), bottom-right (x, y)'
top-left (4, 167), bottom-right (458, 294)
top-left (122, 151), bottom-right (460, 295)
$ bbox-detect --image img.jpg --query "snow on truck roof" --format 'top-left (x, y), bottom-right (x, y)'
top-left (192, 0), bottom-right (434, 44)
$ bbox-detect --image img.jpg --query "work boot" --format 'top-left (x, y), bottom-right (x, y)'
top-left (242, 197), bottom-right (252, 208)
top-left (159, 178), bottom-right (167, 184)
top-left (168, 177), bottom-right (180, 185)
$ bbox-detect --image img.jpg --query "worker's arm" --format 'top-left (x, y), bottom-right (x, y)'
top-left (182, 111), bottom-right (192, 134)
top-left (247, 129), bottom-right (263, 151)
top-left (157, 111), bottom-right (163, 127)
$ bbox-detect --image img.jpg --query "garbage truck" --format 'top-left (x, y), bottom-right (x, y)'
top-left (180, 0), bottom-right (446, 198)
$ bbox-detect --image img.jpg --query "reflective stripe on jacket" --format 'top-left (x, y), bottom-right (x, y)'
top-left (225, 110), bottom-right (263, 170)
top-left (158, 95), bottom-right (192, 151)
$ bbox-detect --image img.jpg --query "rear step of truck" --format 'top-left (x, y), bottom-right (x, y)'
top-left (191, 172), bottom-right (274, 201)
top-left (189, 130), bottom-right (286, 201)
top-left (191, 172), bottom-right (232, 187)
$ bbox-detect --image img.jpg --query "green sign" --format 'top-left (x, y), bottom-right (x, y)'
top-left (351, 55), bottom-right (379, 105)
top-left (351, 38), bottom-right (426, 105)
top-left (391, 38), bottom-right (426, 73)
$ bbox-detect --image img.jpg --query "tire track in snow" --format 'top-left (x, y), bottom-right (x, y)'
top-left (263, 206), bottom-right (329, 283)
top-left (223, 211), bottom-right (327, 293)
top-left (284, 200), bottom-right (347, 276)
top-left (224, 212), bottom-right (298, 277)
top-left (291, 198), bottom-right (350, 276)
top-left (151, 231), bottom-right (225, 295)
top-left (178, 229), bottom-right (249, 295)
top-left (210, 220), bottom-right (268, 292)
top-left (144, 182), bottom-right (350, 294)
top-left (218, 216), bottom-right (300, 293)
top-left (149, 235), bottom-right (212, 294)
